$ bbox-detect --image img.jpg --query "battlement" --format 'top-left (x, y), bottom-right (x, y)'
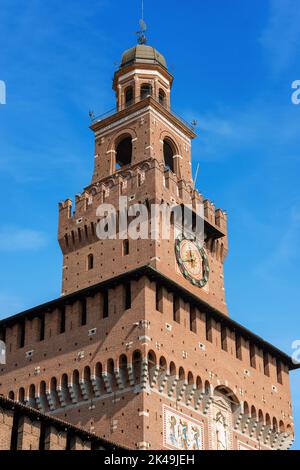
top-left (0, 268), bottom-right (296, 450)
top-left (203, 199), bottom-right (227, 231)
top-left (0, 24), bottom-right (297, 451)
top-left (58, 158), bottom-right (227, 250)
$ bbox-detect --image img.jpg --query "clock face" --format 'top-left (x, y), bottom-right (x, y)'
top-left (175, 235), bottom-right (209, 288)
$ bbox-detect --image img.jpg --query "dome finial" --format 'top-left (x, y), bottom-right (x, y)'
top-left (136, 0), bottom-right (147, 45)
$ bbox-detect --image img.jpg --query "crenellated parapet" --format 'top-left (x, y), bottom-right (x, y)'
top-left (58, 198), bottom-right (72, 222)
top-left (57, 162), bottom-right (211, 244)
top-left (215, 208), bottom-right (227, 232)
top-left (203, 200), bottom-right (227, 231)
top-left (58, 159), bottom-right (227, 245)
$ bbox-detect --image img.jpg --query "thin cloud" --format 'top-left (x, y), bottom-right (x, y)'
top-left (186, 101), bottom-right (300, 162)
top-left (0, 0), bottom-right (113, 186)
top-left (0, 226), bottom-right (48, 252)
top-left (260, 0), bottom-right (300, 74)
top-left (254, 207), bottom-right (300, 283)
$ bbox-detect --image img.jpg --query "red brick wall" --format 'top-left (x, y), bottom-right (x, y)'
top-left (0, 407), bottom-right (13, 450)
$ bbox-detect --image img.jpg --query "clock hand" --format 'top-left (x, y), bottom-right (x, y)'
top-left (182, 249), bottom-right (197, 264)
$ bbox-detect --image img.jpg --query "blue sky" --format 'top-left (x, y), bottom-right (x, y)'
top-left (0, 0), bottom-right (299, 449)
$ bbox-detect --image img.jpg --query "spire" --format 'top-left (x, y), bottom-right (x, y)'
top-left (136, 0), bottom-right (147, 45)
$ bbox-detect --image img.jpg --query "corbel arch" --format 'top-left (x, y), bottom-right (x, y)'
top-left (159, 355), bottom-right (167, 371)
top-left (169, 361), bottom-right (176, 376)
top-left (187, 371), bottom-right (194, 385)
top-left (214, 384), bottom-right (240, 407)
top-left (178, 366), bottom-right (185, 381)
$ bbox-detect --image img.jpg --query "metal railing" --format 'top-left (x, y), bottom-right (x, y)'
top-left (90, 95), bottom-right (195, 131)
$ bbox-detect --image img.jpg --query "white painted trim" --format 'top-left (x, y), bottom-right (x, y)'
top-left (95, 107), bottom-right (151, 138)
top-left (118, 69), bottom-right (170, 86)
top-left (173, 154), bottom-right (183, 159)
top-left (138, 336), bottom-right (151, 342)
top-left (95, 105), bottom-right (192, 146)
top-left (150, 108), bottom-right (192, 145)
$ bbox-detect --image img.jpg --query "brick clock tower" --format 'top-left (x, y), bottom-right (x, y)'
top-left (0, 40), bottom-right (298, 451)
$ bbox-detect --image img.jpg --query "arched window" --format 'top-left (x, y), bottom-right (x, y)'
top-left (163, 139), bottom-right (175, 173)
top-left (8, 391), bottom-right (14, 400)
top-left (125, 86), bottom-right (134, 108)
top-left (87, 253), bottom-right (94, 270)
top-left (159, 88), bottom-right (166, 106)
top-left (116, 136), bottom-right (132, 169)
top-left (140, 83), bottom-right (152, 100)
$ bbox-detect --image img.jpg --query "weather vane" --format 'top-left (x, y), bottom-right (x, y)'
top-left (136, 0), bottom-right (147, 44)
